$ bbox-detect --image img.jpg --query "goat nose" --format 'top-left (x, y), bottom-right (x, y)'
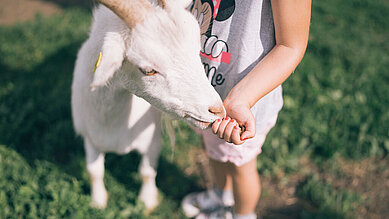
top-left (208, 105), bottom-right (226, 118)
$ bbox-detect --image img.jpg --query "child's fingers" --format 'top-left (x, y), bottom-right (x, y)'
top-left (223, 119), bottom-right (237, 143)
top-left (231, 125), bottom-right (244, 145)
top-left (217, 117), bottom-right (231, 139)
top-left (240, 119), bottom-right (256, 141)
top-left (212, 118), bottom-right (222, 134)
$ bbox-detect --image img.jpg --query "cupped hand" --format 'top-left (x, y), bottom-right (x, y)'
top-left (212, 98), bottom-right (256, 145)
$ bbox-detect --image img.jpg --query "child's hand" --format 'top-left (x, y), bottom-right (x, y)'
top-left (212, 117), bottom-right (242, 144)
top-left (212, 100), bottom-right (256, 145)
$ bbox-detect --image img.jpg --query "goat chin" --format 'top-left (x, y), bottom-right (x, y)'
top-left (185, 117), bottom-right (212, 130)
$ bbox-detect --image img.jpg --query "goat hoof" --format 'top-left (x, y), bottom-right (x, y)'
top-left (142, 197), bottom-right (159, 213)
top-left (139, 188), bottom-right (160, 213)
top-left (90, 200), bottom-right (107, 209)
top-left (142, 192), bottom-right (161, 215)
top-left (90, 190), bottom-right (108, 209)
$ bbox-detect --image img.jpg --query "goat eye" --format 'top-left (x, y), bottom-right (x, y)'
top-left (139, 67), bottom-right (158, 76)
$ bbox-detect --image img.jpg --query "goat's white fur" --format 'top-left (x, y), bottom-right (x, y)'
top-left (71, 0), bottom-right (224, 211)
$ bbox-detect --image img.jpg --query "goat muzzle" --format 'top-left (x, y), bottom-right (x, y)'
top-left (208, 105), bottom-right (226, 119)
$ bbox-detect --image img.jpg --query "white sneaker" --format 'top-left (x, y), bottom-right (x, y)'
top-left (195, 207), bottom-right (234, 219)
top-left (181, 189), bottom-right (234, 218)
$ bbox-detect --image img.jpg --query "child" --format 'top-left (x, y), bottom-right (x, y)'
top-left (182, 0), bottom-right (311, 218)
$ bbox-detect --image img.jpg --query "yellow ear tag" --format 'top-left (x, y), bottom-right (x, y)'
top-left (92, 52), bottom-right (102, 74)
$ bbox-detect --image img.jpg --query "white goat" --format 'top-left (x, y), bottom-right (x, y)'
top-left (71, 0), bottom-right (225, 210)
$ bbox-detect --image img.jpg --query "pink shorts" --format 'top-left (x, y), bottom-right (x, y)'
top-left (200, 115), bottom-right (278, 166)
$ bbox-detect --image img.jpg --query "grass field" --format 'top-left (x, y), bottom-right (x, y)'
top-left (0, 0), bottom-right (388, 218)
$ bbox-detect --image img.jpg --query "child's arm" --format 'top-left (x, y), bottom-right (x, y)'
top-left (212, 0), bottom-right (312, 145)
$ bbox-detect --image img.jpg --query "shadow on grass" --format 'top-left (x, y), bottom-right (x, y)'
top-left (0, 41), bottom-right (200, 205)
top-left (105, 151), bottom-right (202, 202)
top-left (0, 42), bottom-right (84, 164)
top-left (261, 202), bottom-right (344, 219)
top-left (157, 156), bottom-right (202, 201)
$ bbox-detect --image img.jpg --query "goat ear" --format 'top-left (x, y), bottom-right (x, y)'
top-left (90, 32), bottom-right (125, 91)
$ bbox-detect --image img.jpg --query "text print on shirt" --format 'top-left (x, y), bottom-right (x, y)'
top-left (191, 0), bottom-right (235, 87)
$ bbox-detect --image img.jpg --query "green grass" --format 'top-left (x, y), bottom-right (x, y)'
top-left (259, 0), bottom-right (389, 169)
top-left (297, 174), bottom-right (363, 219)
top-left (0, 0), bottom-right (388, 218)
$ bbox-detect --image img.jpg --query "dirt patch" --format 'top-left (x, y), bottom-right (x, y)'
top-left (0, 0), bottom-right (62, 26)
top-left (0, 0), bottom-right (94, 25)
top-left (320, 157), bottom-right (389, 219)
top-left (258, 175), bottom-right (314, 219)
top-left (258, 157), bottom-right (389, 219)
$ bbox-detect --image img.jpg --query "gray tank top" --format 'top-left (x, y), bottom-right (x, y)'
top-left (192, 0), bottom-right (283, 130)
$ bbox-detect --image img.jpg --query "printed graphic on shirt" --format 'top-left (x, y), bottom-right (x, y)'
top-left (200, 35), bottom-right (230, 64)
top-left (191, 0), bottom-right (235, 87)
top-left (204, 63), bottom-right (225, 87)
top-left (191, 0), bottom-right (235, 37)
